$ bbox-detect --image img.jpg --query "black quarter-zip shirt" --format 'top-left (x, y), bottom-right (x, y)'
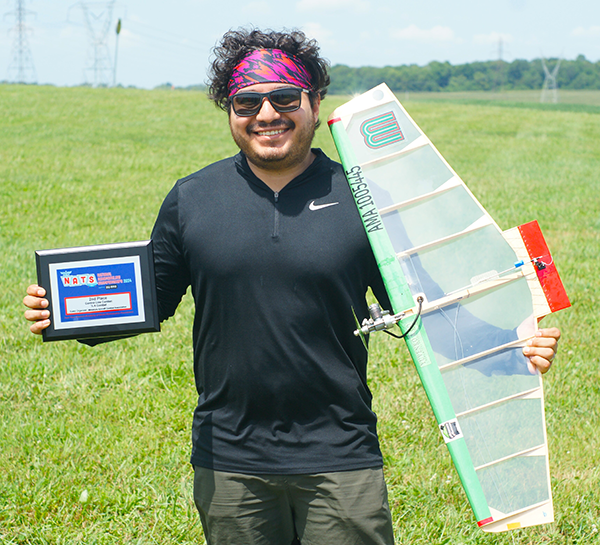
top-left (151, 149), bottom-right (390, 474)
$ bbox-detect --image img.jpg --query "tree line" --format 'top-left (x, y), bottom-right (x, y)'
top-left (328, 55), bottom-right (600, 94)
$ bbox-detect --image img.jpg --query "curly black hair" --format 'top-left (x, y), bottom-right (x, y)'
top-left (207, 28), bottom-right (330, 111)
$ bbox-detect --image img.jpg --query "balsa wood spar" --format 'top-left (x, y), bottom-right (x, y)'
top-left (327, 84), bottom-right (570, 532)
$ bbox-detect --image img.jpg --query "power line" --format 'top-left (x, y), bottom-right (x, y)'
top-left (4, 0), bottom-right (37, 83)
top-left (125, 19), bottom-right (210, 50)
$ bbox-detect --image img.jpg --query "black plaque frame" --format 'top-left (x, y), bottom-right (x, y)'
top-left (36, 240), bottom-right (160, 342)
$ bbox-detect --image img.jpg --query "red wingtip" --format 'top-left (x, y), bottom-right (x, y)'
top-left (518, 220), bottom-right (571, 314)
top-left (327, 117), bottom-right (341, 126)
top-left (477, 516), bottom-right (494, 527)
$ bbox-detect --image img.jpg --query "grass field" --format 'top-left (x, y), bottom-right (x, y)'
top-left (1, 84), bottom-right (599, 544)
top-left (403, 89), bottom-right (600, 112)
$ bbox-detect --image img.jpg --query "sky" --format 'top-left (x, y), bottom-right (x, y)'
top-left (1, 0), bottom-right (599, 88)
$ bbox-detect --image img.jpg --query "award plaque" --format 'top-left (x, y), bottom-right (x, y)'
top-left (35, 240), bottom-right (160, 342)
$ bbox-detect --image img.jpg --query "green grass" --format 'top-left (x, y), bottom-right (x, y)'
top-left (402, 88), bottom-right (600, 106)
top-left (1, 84), bottom-right (599, 543)
top-left (395, 89), bottom-right (600, 116)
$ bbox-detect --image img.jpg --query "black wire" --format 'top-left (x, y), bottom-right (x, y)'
top-left (383, 296), bottom-right (424, 340)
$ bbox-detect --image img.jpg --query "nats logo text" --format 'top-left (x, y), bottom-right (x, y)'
top-left (60, 271), bottom-right (98, 287)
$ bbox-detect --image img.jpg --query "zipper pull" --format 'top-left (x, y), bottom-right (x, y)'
top-left (274, 191), bottom-right (279, 203)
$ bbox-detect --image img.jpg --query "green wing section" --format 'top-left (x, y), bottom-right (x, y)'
top-left (328, 84), bottom-right (555, 532)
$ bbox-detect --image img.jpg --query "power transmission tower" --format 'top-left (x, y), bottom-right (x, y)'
top-left (69, 1), bottom-right (115, 87)
top-left (540, 57), bottom-right (561, 103)
top-left (4, 0), bottom-right (37, 84)
top-left (495, 37), bottom-right (504, 92)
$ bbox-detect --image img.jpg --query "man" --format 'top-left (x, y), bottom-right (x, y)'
top-left (24, 28), bottom-right (561, 545)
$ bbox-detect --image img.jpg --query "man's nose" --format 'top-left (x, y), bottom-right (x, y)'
top-left (255, 97), bottom-right (281, 121)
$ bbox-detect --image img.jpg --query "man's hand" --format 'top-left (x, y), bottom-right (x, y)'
top-left (23, 284), bottom-right (51, 335)
top-left (523, 327), bottom-right (561, 374)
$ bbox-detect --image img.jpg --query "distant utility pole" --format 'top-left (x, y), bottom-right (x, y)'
top-left (495, 37), bottom-right (504, 92)
top-left (540, 57), bottom-right (561, 104)
top-left (69, 1), bottom-right (116, 87)
top-left (4, 0), bottom-right (37, 84)
top-left (113, 18), bottom-right (121, 86)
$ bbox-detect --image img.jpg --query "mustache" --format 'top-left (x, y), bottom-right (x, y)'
top-left (247, 120), bottom-right (295, 133)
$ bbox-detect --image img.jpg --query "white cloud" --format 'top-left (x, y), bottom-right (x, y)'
top-left (242, 1), bottom-right (271, 14)
top-left (58, 25), bottom-right (86, 40)
top-left (509, 0), bottom-right (526, 8)
top-left (296, 0), bottom-right (370, 13)
top-left (301, 22), bottom-right (335, 47)
top-left (473, 32), bottom-right (513, 45)
top-left (119, 28), bottom-right (145, 49)
top-left (572, 26), bottom-right (600, 38)
top-left (391, 24), bottom-right (459, 43)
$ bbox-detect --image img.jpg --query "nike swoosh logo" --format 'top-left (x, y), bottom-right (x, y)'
top-left (309, 200), bottom-right (339, 211)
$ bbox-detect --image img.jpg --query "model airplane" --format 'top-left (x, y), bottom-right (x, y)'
top-left (328, 84), bottom-right (570, 532)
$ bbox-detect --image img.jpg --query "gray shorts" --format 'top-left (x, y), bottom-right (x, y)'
top-left (193, 466), bottom-right (395, 545)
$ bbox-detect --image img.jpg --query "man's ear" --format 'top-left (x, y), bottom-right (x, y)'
top-left (312, 94), bottom-right (321, 121)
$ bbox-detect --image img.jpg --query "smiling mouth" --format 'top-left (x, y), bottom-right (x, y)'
top-left (257, 128), bottom-right (287, 136)
top-left (249, 121), bottom-right (294, 137)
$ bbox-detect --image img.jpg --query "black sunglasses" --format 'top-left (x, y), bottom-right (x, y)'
top-left (230, 88), bottom-right (310, 117)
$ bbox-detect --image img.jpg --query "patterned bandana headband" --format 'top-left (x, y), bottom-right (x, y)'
top-left (228, 48), bottom-right (313, 96)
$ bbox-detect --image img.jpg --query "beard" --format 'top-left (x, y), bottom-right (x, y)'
top-left (230, 116), bottom-right (317, 172)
